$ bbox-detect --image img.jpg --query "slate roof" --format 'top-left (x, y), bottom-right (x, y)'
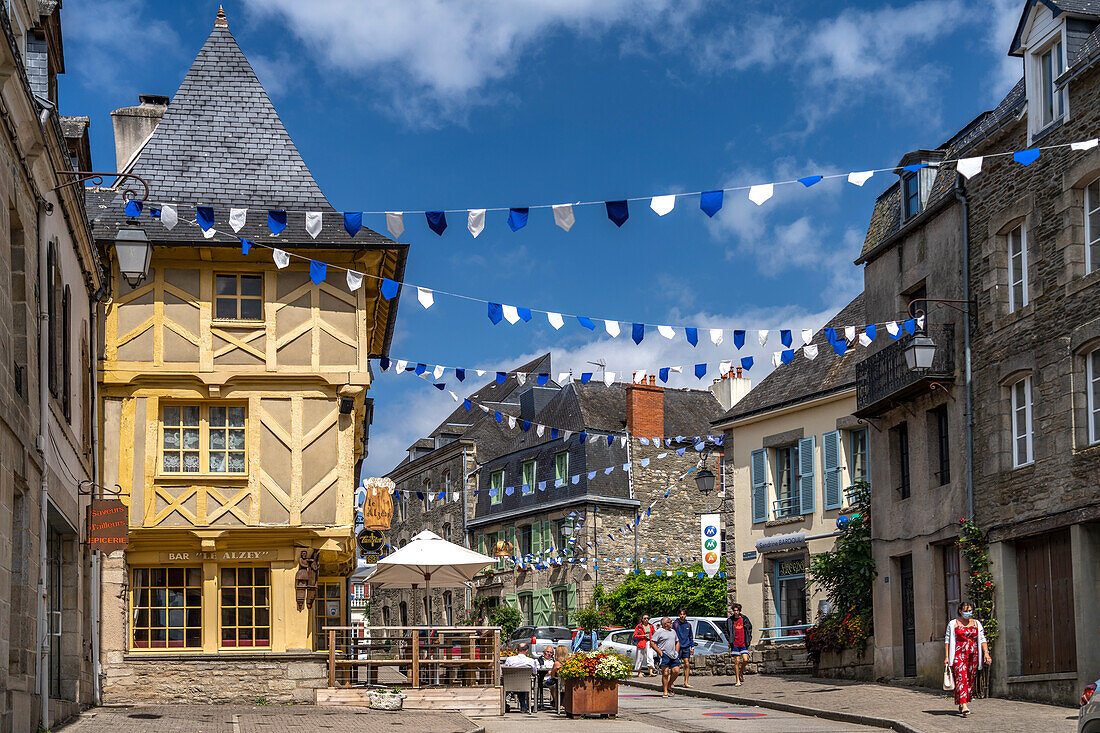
top-left (713, 293), bottom-right (864, 425)
top-left (89, 17), bottom-right (395, 250)
top-left (1011, 0), bottom-right (1100, 56)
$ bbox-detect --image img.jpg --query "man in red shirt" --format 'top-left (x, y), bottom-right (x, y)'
top-left (724, 603), bottom-right (753, 687)
top-left (632, 614), bottom-right (656, 677)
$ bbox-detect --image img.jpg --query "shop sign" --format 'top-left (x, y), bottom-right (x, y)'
top-left (357, 529), bottom-right (387, 563)
top-left (361, 477), bottom-right (395, 530)
top-left (700, 513), bottom-right (721, 578)
top-left (755, 531), bottom-right (807, 554)
top-left (157, 550), bottom-right (276, 562)
top-left (87, 499), bottom-right (128, 552)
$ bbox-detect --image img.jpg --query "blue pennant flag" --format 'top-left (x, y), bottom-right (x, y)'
top-left (607, 435), bottom-right (614, 446)
top-left (781, 349), bottom-right (795, 364)
top-left (487, 302), bottom-right (503, 324)
top-left (695, 363), bottom-right (706, 380)
top-left (824, 327), bottom-right (838, 344)
top-left (904, 318), bottom-right (916, 335)
top-left (149, 207), bottom-right (161, 218)
top-left (581, 373), bottom-right (592, 383)
top-left (309, 260), bottom-right (327, 284)
top-left (538, 481), bottom-right (546, 491)
top-left (741, 356), bottom-right (754, 371)
top-left (416, 491), bottom-right (424, 500)
top-left (699, 190), bottom-right (723, 217)
top-left (415, 363), bottom-right (427, 375)
top-left (240, 238), bottom-right (253, 255)
top-left (606, 200), bottom-right (629, 227)
top-left (496, 372), bottom-right (506, 385)
top-left (676, 447), bottom-right (686, 456)
top-left (507, 207), bottom-right (529, 231)
top-left (632, 323), bottom-right (645, 344)
top-left (516, 307), bottom-right (532, 322)
top-left (733, 330), bottom-right (745, 349)
top-left (505, 486), bottom-right (514, 496)
top-left (463, 399), bottom-right (472, 411)
top-left (343, 212), bottom-right (362, 237)
top-left (551, 428), bottom-right (559, 439)
top-left (456, 369), bottom-right (466, 381)
top-left (780, 329), bottom-right (793, 347)
top-left (494, 411), bottom-right (503, 423)
top-left (577, 316), bottom-right (595, 330)
top-left (537, 373), bottom-right (549, 386)
top-left (124, 199), bottom-right (143, 218)
top-left (521, 420), bottom-right (531, 432)
top-left (196, 206), bottom-right (215, 231)
top-left (268, 210), bottom-right (287, 235)
top-left (380, 279), bottom-right (400, 300)
top-left (434, 383), bottom-right (446, 391)
top-left (685, 327), bottom-right (698, 346)
top-left (425, 211), bottom-right (447, 235)
top-left (659, 367), bottom-right (670, 383)
top-left (379, 357), bottom-right (390, 371)
top-left (1014, 148), bottom-right (1040, 166)
top-left (902, 163), bottom-right (927, 172)
top-left (798, 175), bottom-right (822, 187)
top-left (865, 324), bottom-right (877, 342)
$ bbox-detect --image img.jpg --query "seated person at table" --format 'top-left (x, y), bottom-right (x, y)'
top-left (503, 642), bottom-right (539, 713)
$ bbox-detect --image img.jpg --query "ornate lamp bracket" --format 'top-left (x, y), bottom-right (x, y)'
top-left (52, 171), bottom-right (149, 202)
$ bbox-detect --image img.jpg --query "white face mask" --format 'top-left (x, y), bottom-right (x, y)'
top-left (961, 611), bottom-right (973, 619)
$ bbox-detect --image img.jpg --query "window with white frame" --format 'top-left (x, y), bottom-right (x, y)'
top-left (1008, 226), bottom-right (1028, 312)
top-left (1085, 178), bottom-right (1100, 274)
top-left (1011, 376), bottom-right (1034, 467)
top-left (1087, 349), bottom-right (1100, 444)
top-left (521, 459), bottom-right (536, 495)
top-left (1037, 39), bottom-right (1065, 130)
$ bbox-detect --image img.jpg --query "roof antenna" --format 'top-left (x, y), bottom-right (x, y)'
top-left (215, 5), bottom-right (228, 28)
top-left (586, 359), bottom-right (606, 377)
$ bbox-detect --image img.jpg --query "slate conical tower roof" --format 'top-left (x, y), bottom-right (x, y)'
top-left (90, 7), bottom-right (394, 248)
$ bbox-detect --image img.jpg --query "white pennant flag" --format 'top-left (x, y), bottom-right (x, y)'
top-left (516, 373), bottom-right (526, 386)
top-left (719, 360), bottom-right (732, 376)
top-left (345, 269), bottom-right (364, 291)
top-left (417, 287), bottom-right (433, 308)
top-left (548, 312), bottom-right (565, 330)
top-left (386, 212), bottom-right (404, 239)
top-left (502, 305), bottom-right (520, 324)
top-left (956, 157), bottom-right (983, 179)
top-left (433, 365), bottom-right (445, 379)
top-left (467, 209), bottom-right (485, 238)
top-left (203, 226), bottom-right (216, 239)
top-left (605, 320), bottom-right (621, 338)
top-left (801, 328), bottom-right (813, 345)
top-left (273, 249), bottom-right (290, 269)
top-left (804, 344), bottom-right (819, 360)
top-left (395, 360), bottom-right (408, 372)
top-left (848, 170), bottom-right (874, 186)
top-left (536, 425), bottom-right (545, 437)
top-left (476, 370), bottom-right (486, 377)
top-left (758, 330), bottom-right (769, 346)
top-left (771, 352), bottom-right (781, 368)
top-left (507, 415), bottom-right (517, 429)
top-left (845, 326), bottom-right (856, 342)
top-left (553, 204), bottom-right (575, 232)
top-left (160, 204), bottom-right (178, 230)
top-left (558, 372), bottom-right (570, 384)
top-left (748, 183), bottom-right (774, 205)
top-left (1072, 139), bottom-right (1099, 151)
top-left (887, 321), bottom-right (900, 338)
top-left (917, 315), bottom-right (925, 329)
top-left (228, 208), bottom-right (247, 233)
top-left (710, 328), bottom-right (723, 346)
top-left (305, 211), bottom-right (322, 238)
top-left (563, 430), bottom-right (573, 441)
top-left (859, 331), bottom-right (873, 347)
top-left (658, 325), bottom-right (675, 340)
top-left (604, 371), bottom-right (616, 387)
top-left (670, 366), bottom-right (683, 374)
top-left (449, 391), bottom-right (459, 402)
top-left (479, 404), bottom-right (490, 413)
top-left (620, 437), bottom-right (628, 448)
top-left (650, 194), bottom-right (676, 216)
top-left (633, 370), bottom-right (646, 384)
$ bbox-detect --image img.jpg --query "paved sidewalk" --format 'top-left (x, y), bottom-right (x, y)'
top-left (625, 674), bottom-right (1079, 733)
top-left (56, 704), bottom-right (482, 733)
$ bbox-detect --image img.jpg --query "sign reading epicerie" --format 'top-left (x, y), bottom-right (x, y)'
top-left (87, 499), bottom-right (129, 552)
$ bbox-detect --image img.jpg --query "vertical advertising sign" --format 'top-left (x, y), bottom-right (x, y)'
top-left (701, 513), bottom-right (721, 578)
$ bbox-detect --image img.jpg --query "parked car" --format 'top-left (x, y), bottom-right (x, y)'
top-left (1081, 677), bottom-right (1099, 733)
top-left (612, 615), bottom-right (732, 655)
top-left (598, 627), bottom-right (640, 658)
top-left (505, 625), bottom-right (573, 656)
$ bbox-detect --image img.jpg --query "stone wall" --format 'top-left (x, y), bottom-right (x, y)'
top-left (102, 654), bottom-right (329, 704)
top-left (813, 639), bottom-right (875, 681)
top-left (684, 643), bottom-right (812, 677)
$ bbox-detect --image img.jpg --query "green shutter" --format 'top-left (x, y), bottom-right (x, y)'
top-left (533, 588), bottom-right (553, 626)
top-left (505, 593), bottom-right (519, 611)
top-left (544, 522), bottom-right (555, 553)
top-left (822, 431), bottom-right (843, 510)
top-left (477, 533), bottom-right (486, 556)
top-left (566, 583), bottom-right (578, 618)
top-left (798, 436), bottom-right (816, 515)
top-left (508, 527), bottom-right (518, 561)
top-left (751, 449), bottom-right (768, 523)
top-left (532, 520), bottom-right (543, 556)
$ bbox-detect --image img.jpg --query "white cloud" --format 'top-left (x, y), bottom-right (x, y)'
top-left (64, 0), bottom-right (180, 92)
top-left (984, 0), bottom-right (1024, 100)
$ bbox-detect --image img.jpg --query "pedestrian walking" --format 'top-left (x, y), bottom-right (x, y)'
top-left (724, 603), bottom-right (753, 687)
top-left (672, 608), bottom-right (695, 687)
top-left (633, 614), bottom-right (656, 676)
top-left (650, 617), bottom-right (681, 697)
top-left (944, 601), bottom-right (991, 718)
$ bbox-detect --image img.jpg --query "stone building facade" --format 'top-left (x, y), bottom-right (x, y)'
top-left (0, 2), bottom-right (103, 731)
top-left (89, 10), bottom-right (405, 705)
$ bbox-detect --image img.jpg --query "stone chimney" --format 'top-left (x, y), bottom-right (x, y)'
top-left (709, 368), bottom-right (752, 412)
top-left (111, 94), bottom-right (168, 170)
top-left (626, 381), bottom-right (664, 440)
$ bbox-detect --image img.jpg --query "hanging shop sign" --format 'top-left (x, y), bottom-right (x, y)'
top-left (755, 532), bottom-right (807, 554)
top-left (87, 498), bottom-right (128, 552)
top-left (700, 513), bottom-right (721, 578)
top-left (357, 529), bottom-right (387, 563)
top-left (361, 477), bottom-right (396, 530)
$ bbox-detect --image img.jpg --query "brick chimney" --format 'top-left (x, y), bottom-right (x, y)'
top-left (111, 94), bottom-right (168, 170)
top-left (627, 382), bottom-right (664, 440)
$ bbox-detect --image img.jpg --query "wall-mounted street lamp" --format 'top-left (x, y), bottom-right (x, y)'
top-left (114, 227), bottom-right (152, 288)
top-left (694, 467), bottom-right (716, 496)
top-left (904, 333), bottom-right (937, 371)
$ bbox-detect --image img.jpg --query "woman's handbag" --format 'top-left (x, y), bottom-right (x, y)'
top-left (943, 664), bottom-right (955, 691)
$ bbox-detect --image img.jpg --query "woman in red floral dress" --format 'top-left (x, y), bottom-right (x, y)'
top-left (944, 602), bottom-right (991, 717)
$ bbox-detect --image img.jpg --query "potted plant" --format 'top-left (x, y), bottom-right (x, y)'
top-left (556, 650), bottom-right (632, 718)
top-left (368, 687), bottom-right (407, 711)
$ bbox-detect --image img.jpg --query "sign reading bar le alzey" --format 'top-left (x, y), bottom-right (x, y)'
top-left (88, 498), bottom-right (128, 553)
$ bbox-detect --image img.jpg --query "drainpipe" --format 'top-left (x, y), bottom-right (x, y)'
top-left (954, 178), bottom-right (975, 521)
top-left (36, 196), bottom-right (51, 731)
top-left (461, 445), bottom-right (471, 615)
top-left (90, 276), bottom-right (105, 705)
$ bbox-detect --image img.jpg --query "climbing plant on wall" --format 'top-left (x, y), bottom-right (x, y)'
top-left (956, 518), bottom-right (998, 644)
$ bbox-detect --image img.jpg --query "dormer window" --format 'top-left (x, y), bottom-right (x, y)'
top-left (1038, 39), bottom-right (1065, 128)
top-left (903, 173), bottom-right (921, 219)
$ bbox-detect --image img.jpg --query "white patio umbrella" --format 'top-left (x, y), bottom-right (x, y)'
top-left (365, 530), bottom-right (496, 628)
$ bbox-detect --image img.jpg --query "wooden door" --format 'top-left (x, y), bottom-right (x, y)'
top-left (1016, 529), bottom-right (1076, 675)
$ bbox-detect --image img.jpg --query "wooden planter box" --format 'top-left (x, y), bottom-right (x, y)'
top-left (562, 678), bottom-right (618, 718)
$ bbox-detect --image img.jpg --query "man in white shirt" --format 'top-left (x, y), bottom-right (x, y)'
top-left (503, 642), bottom-right (538, 713)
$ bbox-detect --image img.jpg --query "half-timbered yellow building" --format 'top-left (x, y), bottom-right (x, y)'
top-left (88, 9), bottom-right (406, 702)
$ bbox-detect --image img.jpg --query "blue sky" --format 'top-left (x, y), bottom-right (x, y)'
top-left (61, 0), bottom-right (1023, 477)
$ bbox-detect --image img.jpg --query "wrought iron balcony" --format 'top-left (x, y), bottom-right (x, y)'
top-left (856, 324), bottom-right (955, 416)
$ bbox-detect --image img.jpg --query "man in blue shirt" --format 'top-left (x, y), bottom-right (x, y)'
top-left (671, 608), bottom-right (695, 688)
top-left (571, 626), bottom-right (599, 652)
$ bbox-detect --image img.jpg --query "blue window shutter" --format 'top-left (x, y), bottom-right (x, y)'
top-left (822, 431), bottom-right (843, 510)
top-left (798, 436), bottom-right (816, 515)
top-left (751, 449), bottom-right (768, 523)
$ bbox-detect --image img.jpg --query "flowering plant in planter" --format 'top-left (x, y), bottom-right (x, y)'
top-left (556, 650), bottom-right (633, 680)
